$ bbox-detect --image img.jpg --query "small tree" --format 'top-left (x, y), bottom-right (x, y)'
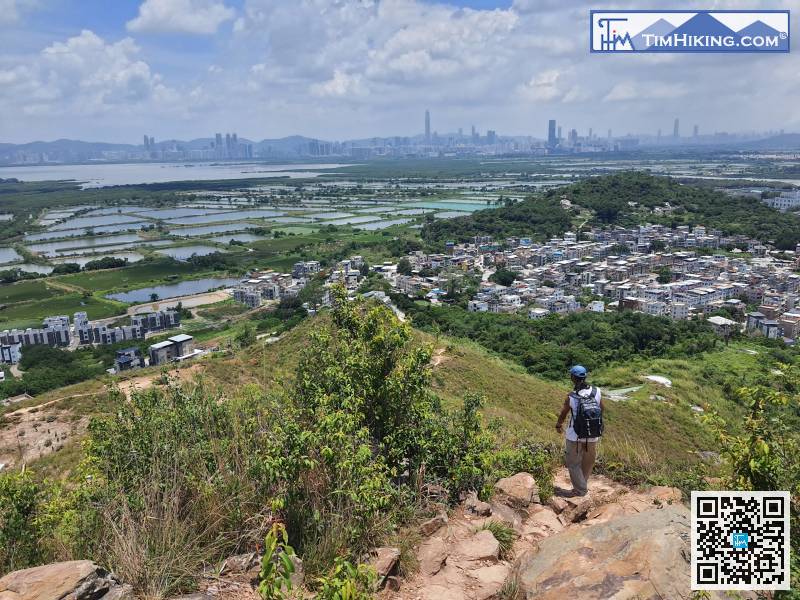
top-left (397, 258), bottom-right (413, 276)
top-left (705, 368), bottom-right (800, 594)
top-left (235, 323), bottom-right (257, 348)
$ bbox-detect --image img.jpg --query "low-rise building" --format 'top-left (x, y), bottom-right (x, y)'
top-left (0, 343), bottom-right (22, 365)
top-left (148, 334), bottom-right (197, 366)
top-left (114, 347), bottom-right (143, 371)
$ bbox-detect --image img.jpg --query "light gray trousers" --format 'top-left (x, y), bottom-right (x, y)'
top-left (565, 439), bottom-right (597, 496)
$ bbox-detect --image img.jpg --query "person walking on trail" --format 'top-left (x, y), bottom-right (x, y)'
top-left (555, 365), bottom-right (604, 497)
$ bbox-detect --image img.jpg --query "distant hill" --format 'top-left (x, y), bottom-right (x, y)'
top-left (0, 135), bottom-right (333, 164)
top-left (740, 133), bottom-right (800, 150)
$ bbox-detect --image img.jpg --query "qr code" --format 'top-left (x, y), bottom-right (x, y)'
top-left (692, 491), bottom-right (790, 591)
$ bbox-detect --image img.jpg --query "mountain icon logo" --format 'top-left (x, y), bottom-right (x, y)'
top-left (590, 10), bottom-right (790, 54)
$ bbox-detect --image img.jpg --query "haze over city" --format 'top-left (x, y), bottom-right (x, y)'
top-left (1, 0), bottom-right (799, 144)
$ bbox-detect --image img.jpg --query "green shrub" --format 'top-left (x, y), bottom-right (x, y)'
top-left (0, 284), bottom-right (558, 596)
top-left (258, 523), bottom-right (296, 600)
top-left (0, 468), bottom-right (42, 572)
top-left (315, 558), bottom-right (375, 600)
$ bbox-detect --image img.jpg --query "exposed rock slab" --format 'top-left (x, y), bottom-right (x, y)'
top-left (418, 537), bottom-right (448, 576)
top-left (419, 512), bottom-right (448, 536)
top-left (371, 546), bottom-right (401, 586)
top-left (494, 472), bottom-right (540, 508)
top-left (453, 530), bottom-right (500, 564)
top-left (465, 493), bottom-right (492, 517)
top-left (517, 505), bottom-right (692, 599)
top-left (0, 560), bottom-right (120, 600)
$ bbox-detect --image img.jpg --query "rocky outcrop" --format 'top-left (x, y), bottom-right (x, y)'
top-left (464, 492), bottom-right (492, 517)
top-left (0, 560), bottom-right (130, 600)
top-left (494, 472), bottom-right (540, 508)
top-left (418, 537), bottom-right (448, 576)
top-left (2, 471), bottom-right (722, 600)
top-left (419, 512), bottom-right (448, 536)
top-left (516, 504), bottom-right (691, 599)
top-left (379, 469), bottom-right (731, 600)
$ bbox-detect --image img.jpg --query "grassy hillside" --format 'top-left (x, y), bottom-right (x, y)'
top-left (10, 312), bottom-right (753, 491)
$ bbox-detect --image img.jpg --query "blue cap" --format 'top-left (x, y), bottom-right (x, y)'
top-left (569, 365), bottom-right (588, 378)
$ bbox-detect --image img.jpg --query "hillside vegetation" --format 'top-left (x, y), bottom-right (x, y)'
top-left (422, 172), bottom-right (800, 248)
top-left (421, 196), bottom-right (571, 245)
top-left (553, 172), bottom-right (800, 248)
top-left (0, 288), bottom-right (558, 596)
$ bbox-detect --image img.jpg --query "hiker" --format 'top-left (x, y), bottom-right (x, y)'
top-left (555, 365), bottom-right (604, 497)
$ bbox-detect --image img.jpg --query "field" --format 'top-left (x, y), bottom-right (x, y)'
top-left (55, 260), bottom-right (203, 292)
top-left (0, 293), bottom-right (125, 329)
top-left (0, 280), bottom-right (61, 304)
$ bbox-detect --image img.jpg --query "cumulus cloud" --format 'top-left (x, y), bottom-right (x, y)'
top-left (4, 0), bottom-right (800, 141)
top-left (127, 0), bottom-right (235, 35)
top-left (0, 30), bottom-right (178, 118)
top-left (310, 69), bottom-right (365, 98)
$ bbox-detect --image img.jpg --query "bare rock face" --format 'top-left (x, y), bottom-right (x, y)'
top-left (419, 512), bottom-right (448, 536)
top-left (102, 585), bottom-right (135, 600)
top-left (465, 492), bottom-right (492, 517)
top-left (494, 473), bottom-right (540, 508)
top-left (371, 546), bottom-right (401, 580)
top-left (548, 495), bottom-right (568, 514)
top-left (219, 552), bottom-right (260, 579)
top-left (522, 505), bottom-right (564, 540)
top-left (453, 530), bottom-right (500, 564)
top-left (471, 564), bottom-right (511, 600)
top-left (418, 537), bottom-right (448, 576)
top-left (517, 504), bottom-right (692, 599)
top-left (0, 560), bottom-right (123, 600)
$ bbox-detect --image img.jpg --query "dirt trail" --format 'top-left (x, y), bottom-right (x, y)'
top-left (113, 363), bottom-right (205, 399)
top-left (431, 347), bottom-right (449, 367)
top-left (0, 394), bottom-right (94, 469)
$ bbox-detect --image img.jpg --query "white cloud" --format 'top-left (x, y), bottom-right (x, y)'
top-left (4, 0), bottom-right (800, 141)
top-left (127, 0), bottom-right (235, 35)
top-left (0, 30), bottom-right (181, 119)
top-left (0, 0), bottom-right (21, 25)
top-left (0, 0), bottom-right (38, 26)
top-left (603, 81), bottom-right (689, 102)
top-left (518, 70), bottom-right (564, 101)
top-left (310, 69), bottom-right (365, 98)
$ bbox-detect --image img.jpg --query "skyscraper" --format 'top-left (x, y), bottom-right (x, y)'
top-left (588, 127), bottom-right (593, 140)
top-left (149, 136), bottom-right (155, 148)
top-left (547, 119), bottom-right (556, 148)
top-left (693, 125), bottom-right (699, 137)
top-left (557, 126), bottom-right (562, 141)
top-left (425, 110), bottom-right (431, 144)
top-left (143, 135), bottom-right (149, 149)
top-left (607, 129), bottom-right (612, 139)
top-left (673, 118), bottom-right (680, 138)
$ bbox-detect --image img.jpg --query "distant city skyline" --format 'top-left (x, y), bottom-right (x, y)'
top-left (0, 0), bottom-right (798, 144)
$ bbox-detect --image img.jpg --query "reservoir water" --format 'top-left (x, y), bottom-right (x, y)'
top-left (0, 162), bottom-right (351, 188)
top-left (106, 277), bottom-right (240, 303)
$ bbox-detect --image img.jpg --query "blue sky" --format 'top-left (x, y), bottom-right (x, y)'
top-left (0, 0), bottom-right (797, 143)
